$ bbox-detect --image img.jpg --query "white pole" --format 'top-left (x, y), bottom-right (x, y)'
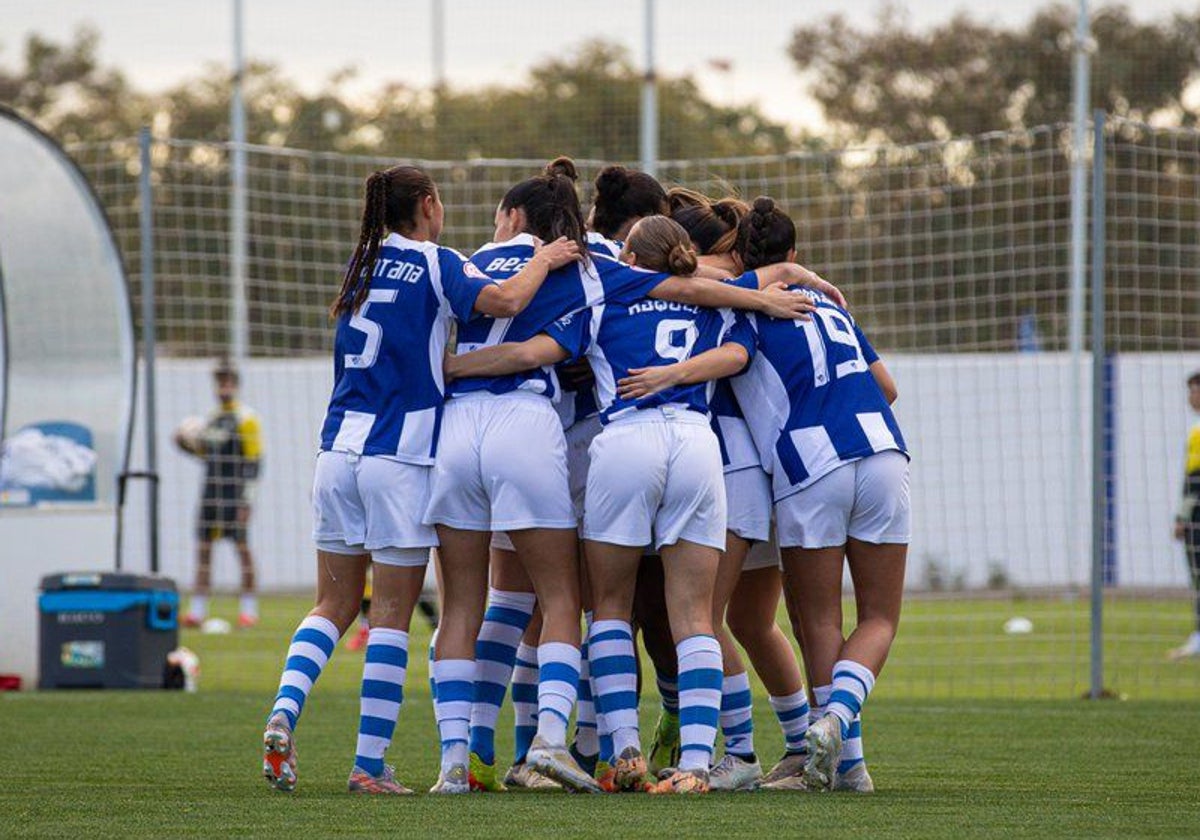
top-left (432, 0), bottom-right (445, 91)
top-left (1068, 0), bottom-right (1092, 586)
top-left (640, 0), bottom-right (658, 177)
top-left (230, 0), bottom-right (249, 362)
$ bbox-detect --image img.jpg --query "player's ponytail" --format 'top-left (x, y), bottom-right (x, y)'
top-left (671, 194), bottom-right (748, 257)
top-left (331, 165), bottom-right (437, 319)
top-left (591, 165), bottom-right (669, 240)
top-left (736, 195), bottom-right (796, 270)
top-left (500, 158), bottom-right (589, 257)
top-left (624, 215), bottom-right (698, 276)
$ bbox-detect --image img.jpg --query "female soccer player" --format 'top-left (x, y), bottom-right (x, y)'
top-left (730, 197), bottom-right (908, 794)
top-left (425, 159), bottom-right (818, 793)
top-left (259, 164), bottom-right (579, 796)
top-left (666, 193), bottom-right (813, 791)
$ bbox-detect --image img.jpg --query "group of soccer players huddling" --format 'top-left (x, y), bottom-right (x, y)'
top-left (260, 156), bottom-right (910, 796)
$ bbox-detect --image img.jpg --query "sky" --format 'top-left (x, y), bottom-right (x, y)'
top-left (1, 0), bottom-right (1196, 129)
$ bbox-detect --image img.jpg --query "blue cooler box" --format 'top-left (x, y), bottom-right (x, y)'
top-left (39, 572), bottom-right (179, 689)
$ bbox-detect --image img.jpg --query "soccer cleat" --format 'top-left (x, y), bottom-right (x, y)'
top-left (648, 768), bottom-right (710, 794)
top-left (761, 773), bottom-right (809, 791)
top-left (833, 761), bottom-right (875, 793)
top-left (526, 735), bottom-right (604, 793)
top-left (262, 713), bottom-right (297, 792)
top-left (647, 710), bottom-right (680, 777)
top-left (469, 751), bottom-right (508, 792)
top-left (503, 761), bottom-right (560, 790)
top-left (237, 613), bottom-right (258, 629)
top-left (761, 751), bottom-right (808, 786)
top-left (803, 715), bottom-right (843, 792)
top-left (346, 626), bottom-right (369, 652)
top-left (569, 742), bottom-right (598, 779)
top-left (597, 746), bottom-right (648, 792)
top-left (347, 764), bottom-right (413, 795)
top-left (429, 763), bottom-right (470, 794)
top-left (708, 753), bottom-right (763, 792)
top-left (1167, 632), bottom-right (1200, 661)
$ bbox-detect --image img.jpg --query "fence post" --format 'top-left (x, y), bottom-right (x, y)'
top-left (138, 127), bottom-right (160, 574)
top-left (640, 0), bottom-right (658, 177)
top-left (1089, 109), bottom-right (1108, 699)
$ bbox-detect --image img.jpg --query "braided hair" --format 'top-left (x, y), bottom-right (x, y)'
top-left (736, 196), bottom-right (796, 270)
top-left (330, 165), bottom-right (437, 319)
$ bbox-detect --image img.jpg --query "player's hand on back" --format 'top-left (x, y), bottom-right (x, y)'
top-left (617, 364), bottom-right (684, 400)
top-left (761, 282), bottom-right (817, 321)
top-left (531, 236), bottom-right (582, 270)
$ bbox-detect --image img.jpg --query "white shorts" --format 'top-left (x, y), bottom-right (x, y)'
top-left (583, 407), bottom-right (727, 551)
top-left (743, 526), bottom-right (781, 571)
top-left (311, 451), bottom-right (436, 565)
top-left (566, 415), bottom-right (604, 521)
top-left (724, 467), bottom-right (771, 544)
top-left (425, 392), bottom-right (575, 531)
top-left (775, 451), bottom-right (911, 549)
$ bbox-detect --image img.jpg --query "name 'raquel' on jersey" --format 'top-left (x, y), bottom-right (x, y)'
top-left (319, 232), bottom-right (494, 464)
top-left (731, 288), bottom-right (908, 501)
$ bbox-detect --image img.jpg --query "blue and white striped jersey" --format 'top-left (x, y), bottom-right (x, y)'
top-left (709, 272), bottom-right (762, 472)
top-left (449, 236), bottom-right (666, 402)
top-left (731, 288), bottom-right (907, 501)
top-left (548, 296), bottom-right (756, 425)
top-left (319, 233), bottom-right (493, 464)
top-left (555, 233), bottom-right (620, 428)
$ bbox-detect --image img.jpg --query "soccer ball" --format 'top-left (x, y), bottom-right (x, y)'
top-left (174, 416), bottom-right (206, 452)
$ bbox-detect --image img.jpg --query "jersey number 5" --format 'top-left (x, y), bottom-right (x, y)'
top-left (655, 319), bottom-right (700, 363)
top-left (345, 289), bottom-right (399, 369)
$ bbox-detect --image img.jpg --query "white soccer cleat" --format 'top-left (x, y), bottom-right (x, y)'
top-left (503, 761), bottom-right (561, 790)
top-left (708, 753), bottom-right (762, 792)
top-left (526, 735), bottom-right (603, 793)
top-left (833, 760), bottom-right (875, 793)
top-left (802, 715), bottom-right (843, 792)
top-left (429, 763), bottom-right (470, 794)
top-left (1167, 632), bottom-right (1200, 661)
top-left (760, 751), bottom-right (808, 787)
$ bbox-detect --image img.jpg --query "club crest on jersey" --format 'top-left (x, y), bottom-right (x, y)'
top-left (464, 261), bottom-right (492, 280)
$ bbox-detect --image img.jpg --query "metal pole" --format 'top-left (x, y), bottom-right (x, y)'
top-left (230, 0), bottom-right (249, 363)
top-left (431, 0), bottom-right (445, 91)
top-left (640, 0), bottom-right (658, 177)
top-left (139, 127), bottom-right (161, 574)
top-left (1089, 110), bottom-right (1107, 699)
top-left (1067, 0), bottom-right (1091, 586)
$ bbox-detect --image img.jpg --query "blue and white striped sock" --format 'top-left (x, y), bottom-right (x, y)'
top-left (468, 589), bottom-right (536, 764)
top-left (269, 615), bottom-right (340, 729)
top-left (838, 716), bottom-right (865, 774)
top-left (511, 643), bottom-right (539, 763)
top-left (432, 658), bottom-right (474, 773)
top-left (427, 629), bottom-right (438, 701)
top-left (588, 619), bottom-right (640, 756)
top-left (677, 634), bottom-right (723, 772)
top-left (768, 688), bottom-right (810, 754)
top-left (720, 671), bottom-right (755, 758)
top-left (536, 642), bottom-right (581, 746)
top-left (812, 683), bottom-right (832, 723)
top-left (353, 628), bottom-right (408, 776)
top-left (574, 634), bottom-right (599, 758)
top-left (826, 659), bottom-right (876, 737)
top-left (657, 675), bottom-right (680, 715)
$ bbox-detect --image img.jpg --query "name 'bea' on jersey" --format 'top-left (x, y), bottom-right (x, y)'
top-left (448, 233), bottom-right (663, 402)
top-left (732, 288), bottom-right (907, 501)
top-left (319, 233), bottom-right (494, 463)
